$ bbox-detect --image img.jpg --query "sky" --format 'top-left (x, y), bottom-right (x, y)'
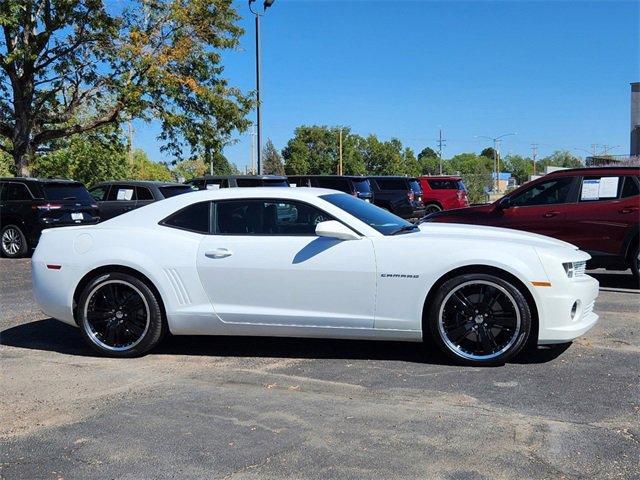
top-left (132, 0), bottom-right (640, 171)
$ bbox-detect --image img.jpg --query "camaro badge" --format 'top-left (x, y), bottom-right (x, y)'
top-left (380, 273), bottom-right (420, 279)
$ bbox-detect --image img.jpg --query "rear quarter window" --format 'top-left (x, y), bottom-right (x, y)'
top-left (162, 202), bottom-right (211, 233)
top-left (428, 179), bottom-right (461, 190)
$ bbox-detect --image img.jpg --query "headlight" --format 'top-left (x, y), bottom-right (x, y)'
top-left (563, 261), bottom-right (586, 278)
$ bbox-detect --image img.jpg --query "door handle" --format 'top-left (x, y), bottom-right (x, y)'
top-left (619, 206), bottom-right (638, 214)
top-left (205, 248), bottom-right (233, 259)
top-left (542, 211), bottom-right (559, 218)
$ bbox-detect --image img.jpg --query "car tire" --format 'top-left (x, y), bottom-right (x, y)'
top-left (1, 225), bottom-right (28, 258)
top-left (631, 243), bottom-right (640, 281)
top-left (77, 272), bottom-right (165, 357)
top-left (424, 203), bottom-right (442, 215)
top-left (427, 273), bottom-right (532, 366)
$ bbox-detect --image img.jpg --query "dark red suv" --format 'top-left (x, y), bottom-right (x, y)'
top-left (423, 167), bottom-right (640, 277)
top-left (418, 176), bottom-right (469, 214)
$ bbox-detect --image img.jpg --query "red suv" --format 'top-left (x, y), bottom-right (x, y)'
top-left (418, 176), bottom-right (469, 214)
top-left (422, 167), bottom-right (640, 277)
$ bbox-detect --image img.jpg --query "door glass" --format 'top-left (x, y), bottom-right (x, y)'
top-left (376, 178), bottom-right (407, 190)
top-left (136, 186), bottom-right (154, 201)
top-left (511, 177), bottom-right (574, 206)
top-left (4, 183), bottom-right (31, 201)
top-left (621, 176), bottom-right (639, 198)
top-left (579, 176), bottom-right (624, 202)
top-left (89, 186), bottom-right (109, 201)
top-left (214, 199), bottom-right (333, 235)
top-left (107, 186), bottom-right (136, 201)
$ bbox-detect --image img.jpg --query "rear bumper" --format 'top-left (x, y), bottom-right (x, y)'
top-left (31, 259), bottom-right (78, 326)
top-left (537, 275), bottom-right (600, 344)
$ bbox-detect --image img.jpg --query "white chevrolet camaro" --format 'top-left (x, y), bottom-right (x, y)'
top-left (32, 187), bottom-right (599, 365)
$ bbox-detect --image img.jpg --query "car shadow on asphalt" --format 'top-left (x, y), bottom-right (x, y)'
top-left (1, 318), bottom-right (569, 366)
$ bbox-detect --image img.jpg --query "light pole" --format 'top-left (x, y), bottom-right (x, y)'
top-left (249, 0), bottom-right (275, 175)
top-left (476, 133), bottom-right (517, 193)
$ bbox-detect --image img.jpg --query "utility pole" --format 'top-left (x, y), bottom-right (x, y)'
top-left (127, 119), bottom-right (134, 165)
top-left (436, 128), bottom-right (446, 175)
top-left (338, 128), bottom-right (343, 175)
top-left (531, 143), bottom-right (538, 176)
top-left (250, 125), bottom-right (257, 174)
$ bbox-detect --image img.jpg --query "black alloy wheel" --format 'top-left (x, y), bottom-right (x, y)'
top-left (78, 272), bottom-right (164, 357)
top-left (428, 273), bottom-right (531, 365)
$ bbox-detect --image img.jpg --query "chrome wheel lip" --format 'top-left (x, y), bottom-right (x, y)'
top-left (83, 280), bottom-right (150, 352)
top-left (2, 227), bottom-right (22, 256)
top-left (438, 280), bottom-right (521, 361)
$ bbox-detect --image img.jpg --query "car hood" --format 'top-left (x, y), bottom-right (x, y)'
top-left (416, 221), bottom-right (578, 252)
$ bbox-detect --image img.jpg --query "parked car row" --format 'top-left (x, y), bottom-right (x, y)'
top-left (2, 167), bottom-right (637, 280)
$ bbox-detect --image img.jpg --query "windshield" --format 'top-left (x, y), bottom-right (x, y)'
top-left (43, 183), bottom-right (93, 203)
top-left (352, 178), bottom-right (372, 193)
top-left (159, 185), bottom-right (197, 198)
top-left (320, 193), bottom-right (415, 235)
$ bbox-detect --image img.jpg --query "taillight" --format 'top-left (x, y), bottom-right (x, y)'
top-left (34, 203), bottom-right (63, 211)
top-left (407, 191), bottom-right (414, 201)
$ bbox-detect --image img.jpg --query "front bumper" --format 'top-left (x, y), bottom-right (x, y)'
top-left (537, 275), bottom-right (599, 344)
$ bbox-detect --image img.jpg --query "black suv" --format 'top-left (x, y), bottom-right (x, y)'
top-left (287, 175), bottom-right (374, 202)
top-left (367, 176), bottom-right (426, 220)
top-left (187, 175), bottom-right (289, 190)
top-left (88, 180), bottom-right (196, 221)
top-left (0, 177), bottom-right (99, 258)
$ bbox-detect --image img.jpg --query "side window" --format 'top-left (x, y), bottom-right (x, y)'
top-left (205, 180), bottom-right (225, 190)
top-left (316, 177), bottom-right (350, 192)
top-left (236, 178), bottom-right (259, 187)
top-left (511, 177), bottom-right (575, 207)
top-left (3, 183), bottom-right (31, 201)
top-left (89, 186), bottom-right (109, 201)
top-left (107, 185), bottom-right (136, 201)
top-left (621, 176), bottom-right (639, 198)
top-left (214, 199), bottom-right (333, 236)
top-left (579, 176), bottom-right (623, 202)
top-left (376, 178), bottom-right (408, 190)
top-left (162, 202), bottom-right (211, 233)
top-left (136, 186), bottom-right (154, 201)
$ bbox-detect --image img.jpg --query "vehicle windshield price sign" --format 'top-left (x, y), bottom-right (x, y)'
top-left (598, 177), bottom-right (619, 198)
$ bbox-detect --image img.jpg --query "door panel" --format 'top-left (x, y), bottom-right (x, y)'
top-left (195, 198), bottom-right (376, 328)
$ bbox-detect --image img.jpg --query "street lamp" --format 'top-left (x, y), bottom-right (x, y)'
top-left (249, 0), bottom-right (275, 175)
top-left (476, 133), bottom-right (517, 194)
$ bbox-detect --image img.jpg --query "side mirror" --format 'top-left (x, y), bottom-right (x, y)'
top-left (497, 196), bottom-right (512, 210)
top-left (315, 220), bottom-right (360, 241)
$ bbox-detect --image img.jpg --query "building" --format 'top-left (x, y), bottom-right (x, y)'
top-left (632, 82), bottom-right (640, 156)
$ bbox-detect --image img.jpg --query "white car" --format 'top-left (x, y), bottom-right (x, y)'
top-left (32, 188), bottom-right (599, 365)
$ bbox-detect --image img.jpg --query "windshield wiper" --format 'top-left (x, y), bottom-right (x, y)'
top-left (390, 224), bottom-right (419, 235)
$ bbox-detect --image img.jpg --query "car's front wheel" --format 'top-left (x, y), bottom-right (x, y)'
top-left (77, 272), bottom-right (165, 357)
top-left (1, 225), bottom-right (28, 258)
top-left (424, 203), bottom-right (442, 215)
top-left (428, 273), bottom-right (532, 366)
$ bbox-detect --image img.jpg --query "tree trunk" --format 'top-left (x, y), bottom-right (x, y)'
top-left (12, 141), bottom-right (33, 177)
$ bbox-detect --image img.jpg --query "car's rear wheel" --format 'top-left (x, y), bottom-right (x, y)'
top-left (631, 243), bottom-right (639, 281)
top-left (424, 203), bottom-right (442, 215)
top-left (77, 272), bottom-right (164, 357)
top-left (1, 225), bottom-right (28, 258)
top-left (428, 273), bottom-right (531, 366)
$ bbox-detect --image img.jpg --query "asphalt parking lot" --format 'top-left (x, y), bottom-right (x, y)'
top-left (1, 258), bottom-right (639, 479)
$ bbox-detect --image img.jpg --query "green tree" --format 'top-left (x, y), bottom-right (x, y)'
top-left (502, 154), bottom-right (533, 185)
top-left (173, 158), bottom-right (207, 181)
top-left (282, 125), bottom-right (365, 175)
top-left (128, 150), bottom-right (172, 181)
top-left (480, 147), bottom-right (498, 161)
top-left (447, 153), bottom-right (493, 204)
top-left (538, 150), bottom-right (583, 171)
top-left (0, 148), bottom-right (12, 176)
top-left (418, 147), bottom-right (439, 159)
top-left (417, 147), bottom-right (441, 175)
top-left (0, 0), bottom-right (252, 175)
top-left (262, 139), bottom-right (285, 175)
top-left (32, 126), bottom-right (129, 185)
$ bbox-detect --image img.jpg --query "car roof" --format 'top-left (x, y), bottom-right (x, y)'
top-left (419, 175), bottom-right (463, 180)
top-left (92, 180), bottom-right (186, 187)
top-left (288, 175), bottom-right (367, 180)
top-left (190, 175), bottom-right (288, 180)
top-left (99, 187), bottom-right (342, 227)
top-left (0, 177), bottom-right (80, 184)
top-left (546, 166), bottom-right (640, 176)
